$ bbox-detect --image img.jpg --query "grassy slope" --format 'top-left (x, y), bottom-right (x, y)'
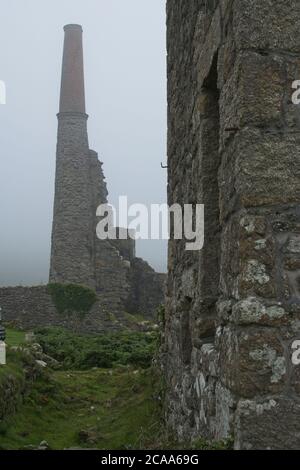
top-left (0, 367), bottom-right (161, 450)
top-left (1, 329), bottom-right (162, 449)
top-left (0, 328), bottom-right (231, 450)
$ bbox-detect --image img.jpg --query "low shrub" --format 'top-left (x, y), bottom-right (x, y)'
top-left (47, 283), bottom-right (97, 317)
top-left (34, 327), bottom-right (158, 370)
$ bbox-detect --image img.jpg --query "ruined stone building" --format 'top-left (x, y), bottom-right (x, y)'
top-left (164, 0), bottom-right (300, 450)
top-left (50, 23), bottom-right (167, 320)
top-left (0, 24), bottom-right (164, 332)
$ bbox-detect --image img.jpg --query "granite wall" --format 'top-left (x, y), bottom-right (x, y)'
top-left (164, 0), bottom-right (300, 450)
top-left (0, 278), bottom-right (165, 334)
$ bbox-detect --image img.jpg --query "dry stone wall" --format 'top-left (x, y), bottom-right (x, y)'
top-left (0, 286), bottom-right (122, 333)
top-left (0, 282), bottom-right (165, 334)
top-left (164, 0), bottom-right (300, 450)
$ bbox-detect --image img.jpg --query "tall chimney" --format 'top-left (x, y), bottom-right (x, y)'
top-left (59, 24), bottom-right (86, 114)
top-left (49, 25), bottom-right (95, 288)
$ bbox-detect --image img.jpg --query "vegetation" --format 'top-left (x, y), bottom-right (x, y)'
top-left (47, 283), bottom-right (97, 317)
top-left (34, 327), bottom-right (158, 370)
top-left (0, 347), bottom-right (24, 383)
top-left (157, 305), bottom-right (165, 327)
top-left (0, 329), bottom-right (32, 386)
top-left (0, 346), bottom-right (44, 437)
top-left (0, 366), bottom-right (162, 450)
top-left (5, 328), bottom-right (25, 347)
top-left (0, 358), bottom-right (231, 450)
top-left (0, 327), bottom-right (162, 449)
top-left (0, 330), bottom-right (26, 411)
top-left (124, 312), bottom-right (147, 325)
top-left (0, 327), bottom-right (232, 450)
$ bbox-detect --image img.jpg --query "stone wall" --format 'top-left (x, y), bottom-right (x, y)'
top-left (0, 286), bottom-right (122, 333)
top-left (0, 268), bottom-right (165, 333)
top-left (126, 258), bottom-right (166, 321)
top-left (164, 0), bottom-right (300, 449)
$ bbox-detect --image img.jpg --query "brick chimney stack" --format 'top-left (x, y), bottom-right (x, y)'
top-left (59, 24), bottom-right (86, 114)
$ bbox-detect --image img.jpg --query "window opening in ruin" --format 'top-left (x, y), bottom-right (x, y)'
top-left (199, 52), bottom-right (221, 340)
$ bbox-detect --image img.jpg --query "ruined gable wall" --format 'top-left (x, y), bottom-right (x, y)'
top-left (165, 0), bottom-right (300, 449)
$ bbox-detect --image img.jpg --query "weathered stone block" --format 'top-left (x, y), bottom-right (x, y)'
top-left (239, 259), bottom-right (276, 299)
top-left (234, 0), bottom-right (300, 53)
top-left (232, 298), bottom-right (288, 327)
top-left (217, 326), bottom-right (287, 398)
top-left (215, 382), bottom-right (236, 440)
top-left (235, 398), bottom-right (300, 450)
top-left (220, 212), bottom-right (277, 300)
top-left (220, 129), bottom-right (300, 218)
top-left (220, 51), bottom-right (285, 142)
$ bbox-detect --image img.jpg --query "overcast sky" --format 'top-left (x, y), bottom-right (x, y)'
top-left (0, 0), bottom-right (167, 286)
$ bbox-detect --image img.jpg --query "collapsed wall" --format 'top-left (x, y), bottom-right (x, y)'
top-left (164, 0), bottom-right (300, 449)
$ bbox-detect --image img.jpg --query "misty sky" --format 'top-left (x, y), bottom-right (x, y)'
top-left (0, 0), bottom-right (167, 287)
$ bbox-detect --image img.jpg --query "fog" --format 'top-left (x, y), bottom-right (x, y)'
top-left (0, 0), bottom-right (167, 286)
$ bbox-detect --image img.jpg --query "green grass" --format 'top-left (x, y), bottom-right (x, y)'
top-left (0, 347), bottom-right (24, 381)
top-left (0, 328), bottom-right (232, 450)
top-left (0, 367), bottom-right (162, 450)
top-left (0, 328), bottom-right (26, 386)
top-left (5, 329), bottom-right (25, 347)
top-left (0, 345), bottom-right (44, 438)
top-left (0, 327), bottom-right (163, 450)
top-left (124, 313), bottom-right (148, 324)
